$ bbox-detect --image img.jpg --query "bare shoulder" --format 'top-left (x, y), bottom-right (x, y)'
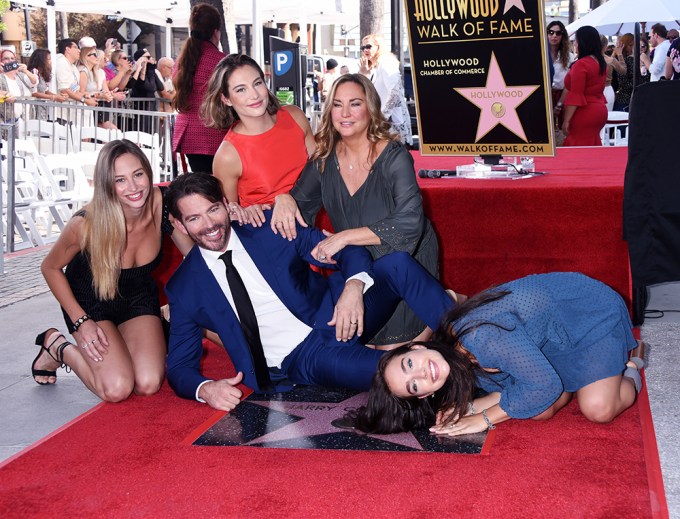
top-left (283, 105), bottom-right (312, 133)
top-left (213, 140), bottom-right (242, 180)
top-left (43, 212), bottom-right (86, 267)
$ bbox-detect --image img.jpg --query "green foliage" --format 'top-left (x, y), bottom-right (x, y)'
top-left (0, 0), bottom-right (10, 33)
top-left (28, 10), bottom-right (142, 49)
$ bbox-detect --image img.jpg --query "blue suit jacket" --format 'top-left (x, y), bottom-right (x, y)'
top-left (165, 212), bottom-right (375, 399)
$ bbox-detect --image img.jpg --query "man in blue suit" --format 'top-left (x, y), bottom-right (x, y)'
top-left (165, 173), bottom-right (455, 411)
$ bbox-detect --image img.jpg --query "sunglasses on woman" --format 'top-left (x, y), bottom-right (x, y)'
top-left (360, 44), bottom-right (373, 50)
top-left (547, 29), bottom-right (563, 36)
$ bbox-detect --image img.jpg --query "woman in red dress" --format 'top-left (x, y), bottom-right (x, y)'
top-left (562, 26), bottom-right (608, 146)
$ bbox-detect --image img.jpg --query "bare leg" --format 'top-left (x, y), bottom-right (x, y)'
top-left (118, 315), bottom-right (166, 396)
top-left (35, 318), bottom-right (163, 402)
top-left (532, 392), bottom-right (573, 421)
top-left (62, 321), bottom-right (136, 402)
top-left (576, 372), bottom-right (637, 423)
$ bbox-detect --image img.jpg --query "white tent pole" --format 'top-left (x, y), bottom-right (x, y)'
top-left (165, 20), bottom-right (172, 58)
top-left (47, 1), bottom-right (57, 93)
top-left (298, 5), bottom-right (308, 48)
top-left (252, 0), bottom-right (263, 67)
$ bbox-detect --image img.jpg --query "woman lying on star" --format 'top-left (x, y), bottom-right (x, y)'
top-left (347, 272), bottom-right (646, 435)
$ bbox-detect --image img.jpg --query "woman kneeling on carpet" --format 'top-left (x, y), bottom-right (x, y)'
top-left (347, 272), bottom-right (646, 435)
top-left (31, 140), bottom-right (193, 401)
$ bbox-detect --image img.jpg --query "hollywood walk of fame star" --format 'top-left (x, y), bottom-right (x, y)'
top-left (503, 0), bottom-right (526, 14)
top-left (454, 52), bottom-right (539, 142)
top-left (247, 392), bottom-right (424, 450)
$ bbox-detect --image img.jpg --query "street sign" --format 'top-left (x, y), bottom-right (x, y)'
top-left (404, 0), bottom-right (555, 156)
top-left (21, 40), bottom-right (35, 57)
top-left (117, 21), bottom-right (141, 42)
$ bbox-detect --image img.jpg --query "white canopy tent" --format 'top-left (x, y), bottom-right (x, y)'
top-left (14, 0), bottom-right (358, 66)
top-left (566, 0), bottom-right (680, 35)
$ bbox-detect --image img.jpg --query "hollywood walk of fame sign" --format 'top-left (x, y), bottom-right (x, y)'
top-left (192, 386), bottom-right (488, 454)
top-left (405, 0), bottom-right (555, 156)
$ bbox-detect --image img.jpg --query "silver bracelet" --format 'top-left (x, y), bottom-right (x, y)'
top-left (468, 402), bottom-right (475, 415)
top-left (481, 408), bottom-right (496, 430)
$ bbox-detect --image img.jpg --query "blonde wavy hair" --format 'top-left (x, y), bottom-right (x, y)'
top-left (78, 46), bottom-right (100, 81)
top-left (312, 73), bottom-right (398, 172)
top-left (362, 33), bottom-right (395, 67)
top-left (81, 140), bottom-right (155, 300)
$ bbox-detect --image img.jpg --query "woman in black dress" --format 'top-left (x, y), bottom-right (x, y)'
top-left (31, 140), bottom-right (192, 401)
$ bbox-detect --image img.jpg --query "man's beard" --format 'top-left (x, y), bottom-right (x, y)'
top-left (188, 221), bottom-right (230, 251)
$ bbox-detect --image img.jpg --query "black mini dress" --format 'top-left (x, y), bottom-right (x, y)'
top-left (61, 189), bottom-right (174, 333)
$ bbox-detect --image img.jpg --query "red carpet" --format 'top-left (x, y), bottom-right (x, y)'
top-left (0, 340), bottom-right (666, 518)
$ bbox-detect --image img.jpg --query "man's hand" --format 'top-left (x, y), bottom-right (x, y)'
top-left (198, 373), bottom-right (244, 411)
top-left (328, 279), bottom-right (365, 341)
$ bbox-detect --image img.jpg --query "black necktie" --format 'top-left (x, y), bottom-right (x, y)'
top-left (220, 250), bottom-right (272, 390)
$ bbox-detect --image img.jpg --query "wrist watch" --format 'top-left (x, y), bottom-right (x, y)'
top-left (80, 95), bottom-right (86, 103)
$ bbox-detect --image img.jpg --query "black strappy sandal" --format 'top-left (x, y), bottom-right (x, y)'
top-left (32, 329), bottom-right (72, 385)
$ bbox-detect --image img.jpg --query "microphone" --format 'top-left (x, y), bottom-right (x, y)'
top-left (418, 169), bottom-right (457, 178)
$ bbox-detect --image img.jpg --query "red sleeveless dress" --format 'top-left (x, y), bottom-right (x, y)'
top-left (224, 108), bottom-right (308, 207)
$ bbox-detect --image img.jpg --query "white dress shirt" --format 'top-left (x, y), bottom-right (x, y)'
top-left (194, 231), bottom-right (374, 401)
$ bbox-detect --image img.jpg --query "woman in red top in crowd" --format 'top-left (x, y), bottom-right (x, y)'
top-left (172, 3), bottom-right (227, 174)
top-left (201, 54), bottom-right (315, 225)
top-left (562, 25), bottom-right (608, 146)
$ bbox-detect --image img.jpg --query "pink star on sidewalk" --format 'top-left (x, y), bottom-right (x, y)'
top-left (454, 52), bottom-right (539, 142)
top-left (503, 0), bottom-right (526, 14)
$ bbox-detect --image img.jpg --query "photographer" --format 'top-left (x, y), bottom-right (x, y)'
top-left (128, 48), bottom-right (164, 132)
top-left (0, 48), bottom-right (38, 127)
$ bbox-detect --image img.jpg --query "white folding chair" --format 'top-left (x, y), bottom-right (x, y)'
top-left (24, 119), bottom-right (73, 154)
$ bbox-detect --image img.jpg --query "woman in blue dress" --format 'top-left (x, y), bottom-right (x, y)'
top-left (349, 272), bottom-right (646, 434)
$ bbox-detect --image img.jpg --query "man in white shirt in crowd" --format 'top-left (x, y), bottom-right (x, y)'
top-left (55, 39), bottom-right (96, 123)
top-left (155, 57), bottom-right (175, 112)
top-left (641, 23), bottom-right (671, 82)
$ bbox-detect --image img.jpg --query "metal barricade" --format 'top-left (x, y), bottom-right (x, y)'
top-left (13, 98), bottom-right (175, 183)
top-left (2, 97), bottom-right (178, 252)
top-left (1, 122), bottom-right (17, 259)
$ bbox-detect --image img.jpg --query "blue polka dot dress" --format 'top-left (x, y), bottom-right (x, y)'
top-left (454, 272), bottom-right (637, 419)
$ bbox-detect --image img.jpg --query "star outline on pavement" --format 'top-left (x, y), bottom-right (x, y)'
top-left (454, 52), bottom-right (539, 142)
top-left (246, 392), bottom-right (424, 450)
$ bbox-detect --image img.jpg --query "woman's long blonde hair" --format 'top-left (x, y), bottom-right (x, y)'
top-left (78, 46), bottom-right (99, 81)
top-left (81, 140), bottom-right (154, 300)
top-left (312, 73), bottom-right (397, 171)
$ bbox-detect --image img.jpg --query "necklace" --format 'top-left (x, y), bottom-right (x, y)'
top-left (341, 144), bottom-right (371, 172)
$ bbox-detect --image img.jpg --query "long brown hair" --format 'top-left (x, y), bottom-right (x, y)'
top-left (312, 73), bottom-right (397, 172)
top-left (173, 3), bottom-right (221, 113)
top-left (200, 54), bottom-right (280, 130)
top-left (81, 140), bottom-right (155, 300)
top-left (547, 21), bottom-right (571, 68)
top-left (27, 49), bottom-right (52, 82)
top-left (349, 289), bottom-right (512, 434)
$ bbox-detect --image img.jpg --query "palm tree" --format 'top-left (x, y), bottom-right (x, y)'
top-left (360, 0), bottom-right (383, 37)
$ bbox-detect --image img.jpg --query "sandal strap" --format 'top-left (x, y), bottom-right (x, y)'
top-left (47, 341), bottom-right (72, 371)
top-left (32, 368), bottom-right (57, 378)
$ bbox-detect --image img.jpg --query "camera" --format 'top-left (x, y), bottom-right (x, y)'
top-left (2, 61), bottom-right (19, 73)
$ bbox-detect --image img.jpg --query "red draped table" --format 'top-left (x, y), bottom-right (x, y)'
top-left (414, 146), bottom-right (631, 305)
top-left (157, 146), bottom-right (631, 306)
